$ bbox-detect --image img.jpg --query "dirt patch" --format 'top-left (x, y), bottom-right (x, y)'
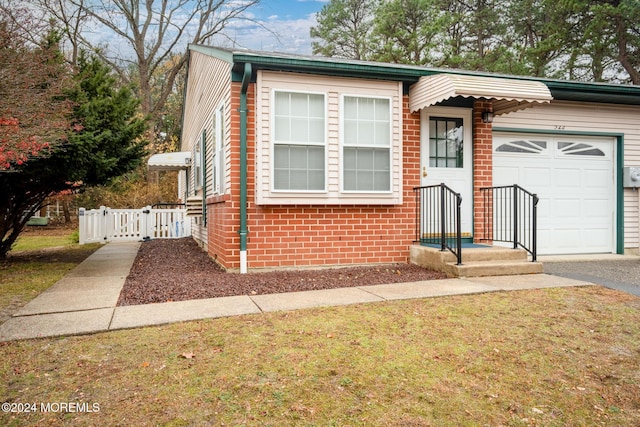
top-left (118, 238), bottom-right (447, 306)
top-left (5, 246), bottom-right (93, 265)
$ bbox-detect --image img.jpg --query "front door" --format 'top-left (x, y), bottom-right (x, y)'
top-left (420, 107), bottom-right (473, 237)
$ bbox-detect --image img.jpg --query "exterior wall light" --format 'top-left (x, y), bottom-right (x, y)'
top-left (481, 111), bottom-right (494, 123)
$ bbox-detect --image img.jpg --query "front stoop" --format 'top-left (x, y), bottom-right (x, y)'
top-left (410, 245), bottom-right (543, 278)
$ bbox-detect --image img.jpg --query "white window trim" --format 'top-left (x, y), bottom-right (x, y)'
top-left (194, 134), bottom-right (203, 191)
top-left (340, 94), bottom-right (393, 194)
top-left (422, 106), bottom-right (473, 172)
top-left (212, 104), bottom-right (225, 195)
top-left (270, 88), bottom-right (328, 193)
top-left (256, 71), bottom-right (403, 205)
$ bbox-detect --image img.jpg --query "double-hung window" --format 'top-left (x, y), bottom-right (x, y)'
top-left (258, 71), bottom-right (402, 205)
top-left (343, 96), bottom-right (391, 192)
top-left (273, 91), bottom-right (325, 191)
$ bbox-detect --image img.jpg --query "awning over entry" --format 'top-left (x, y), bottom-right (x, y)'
top-left (147, 151), bottom-right (191, 171)
top-left (409, 74), bottom-right (553, 115)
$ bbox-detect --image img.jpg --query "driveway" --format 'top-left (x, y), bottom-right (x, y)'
top-left (543, 258), bottom-right (640, 297)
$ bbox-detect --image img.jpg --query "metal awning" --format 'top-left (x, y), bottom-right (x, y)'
top-left (409, 74), bottom-right (553, 115)
top-left (147, 151), bottom-right (191, 171)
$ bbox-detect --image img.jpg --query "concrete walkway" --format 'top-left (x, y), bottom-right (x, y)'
top-left (0, 242), bottom-right (596, 342)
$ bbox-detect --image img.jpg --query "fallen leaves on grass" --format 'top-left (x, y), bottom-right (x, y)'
top-left (2, 286), bottom-right (639, 426)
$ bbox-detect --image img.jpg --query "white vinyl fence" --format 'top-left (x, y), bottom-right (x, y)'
top-left (79, 206), bottom-right (191, 244)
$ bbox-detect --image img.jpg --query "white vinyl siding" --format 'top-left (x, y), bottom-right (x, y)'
top-left (256, 71), bottom-right (403, 205)
top-left (273, 91), bottom-right (326, 191)
top-left (342, 96), bottom-right (391, 192)
top-left (179, 51), bottom-right (232, 246)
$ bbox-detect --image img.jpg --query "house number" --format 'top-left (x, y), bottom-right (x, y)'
top-left (554, 125), bottom-right (566, 130)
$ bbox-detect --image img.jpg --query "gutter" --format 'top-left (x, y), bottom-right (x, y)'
top-left (239, 62), bottom-right (251, 274)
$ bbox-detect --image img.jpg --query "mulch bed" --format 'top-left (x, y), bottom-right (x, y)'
top-left (117, 238), bottom-right (447, 306)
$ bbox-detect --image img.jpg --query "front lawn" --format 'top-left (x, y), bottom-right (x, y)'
top-left (1, 286), bottom-right (639, 426)
top-left (11, 233), bottom-right (78, 252)
top-left (0, 227), bottom-right (100, 322)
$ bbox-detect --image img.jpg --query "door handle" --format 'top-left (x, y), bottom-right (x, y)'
top-left (422, 166), bottom-right (428, 177)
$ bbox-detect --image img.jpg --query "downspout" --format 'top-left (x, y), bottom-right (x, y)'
top-left (239, 62), bottom-right (251, 274)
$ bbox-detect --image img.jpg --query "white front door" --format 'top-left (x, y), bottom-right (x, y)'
top-left (420, 107), bottom-right (473, 237)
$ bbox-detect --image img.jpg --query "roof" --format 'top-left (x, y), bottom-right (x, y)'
top-left (188, 44), bottom-right (640, 106)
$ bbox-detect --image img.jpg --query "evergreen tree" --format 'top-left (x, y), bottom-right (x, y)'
top-left (311, 0), bottom-right (639, 84)
top-left (372, 0), bottom-right (445, 65)
top-left (0, 51), bottom-right (146, 258)
top-left (311, 0), bottom-right (378, 60)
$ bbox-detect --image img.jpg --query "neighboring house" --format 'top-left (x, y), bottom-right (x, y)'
top-left (150, 45), bottom-right (640, 273)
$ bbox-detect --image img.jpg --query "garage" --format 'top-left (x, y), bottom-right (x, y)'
top-left (492, 133), bottom-right (615, 254)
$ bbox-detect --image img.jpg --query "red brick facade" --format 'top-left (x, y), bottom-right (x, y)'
top-left (472, 100), bottom-right (493, 243)
top-left (207, 85), bottom-right (422, 271)
top-left (207, 84), bottom-right (493, 271)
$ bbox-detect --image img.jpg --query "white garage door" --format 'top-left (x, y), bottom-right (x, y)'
top-left (493, 133), bottom-right (615, 254)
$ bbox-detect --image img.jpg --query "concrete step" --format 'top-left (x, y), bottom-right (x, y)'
top-left (449, 260), bottom-right (543, 278)
top-left (455, 246), bottom-right (529, 263)
top-left (411, 244), bottom-right (530, 265)
top-left (410, 244), bottom-right (541, 278)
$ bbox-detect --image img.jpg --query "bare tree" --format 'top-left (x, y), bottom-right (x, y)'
top-left (35, 0), bottom-right (260, 128)
top-left (37, 0), bottom-right (89, 65)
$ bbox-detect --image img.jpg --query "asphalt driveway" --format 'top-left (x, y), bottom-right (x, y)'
top-left (544, 259), bottom-right (640, 297)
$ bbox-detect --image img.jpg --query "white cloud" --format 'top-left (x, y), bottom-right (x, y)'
top-left (212, 13), bottom-right (318, 55)
top-left (80, 2), bottom-right (321, 60)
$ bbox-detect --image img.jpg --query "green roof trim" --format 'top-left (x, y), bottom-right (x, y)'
top-left (190, 45), bottom-right (640, 106)
top-left (188, 44), bottom-right (235, 63)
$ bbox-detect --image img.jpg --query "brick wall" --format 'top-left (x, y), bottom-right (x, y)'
top-left (207, 88), bottom-right (422, 271)
top-left (472, 100), bottom-right (493, 243)
top-left (206, 82), bottom-right (248, 269)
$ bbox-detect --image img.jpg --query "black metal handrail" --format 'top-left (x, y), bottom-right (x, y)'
top-left (480, 184), bottom-right (538, 261)
top-left (413, 183), bottom-right (462, 265)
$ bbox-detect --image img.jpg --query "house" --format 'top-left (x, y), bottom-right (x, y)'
top-left (150, 44), bottom-right (640, 273)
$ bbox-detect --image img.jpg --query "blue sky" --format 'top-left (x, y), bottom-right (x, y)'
top-left (210, 0), bottom-right (328, 55)
top-left (255, 0), bottom-right (326, 21)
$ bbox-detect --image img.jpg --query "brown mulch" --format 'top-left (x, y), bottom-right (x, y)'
top-left (117, 238), bottom-right (448, 306)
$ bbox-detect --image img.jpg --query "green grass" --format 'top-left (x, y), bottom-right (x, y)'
top-left (0, 237), bottom-right (100, 321)
top-left (11, 232), bottom-right (79, 252)
top-left (1, 286), bottom-right (639, 426)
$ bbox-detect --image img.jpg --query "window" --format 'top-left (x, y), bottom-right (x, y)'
top-left (343, 96), bottom-right (391, 192)
top-left (194, 132), bottom-right (204, 190)
top-left (273, 91), bottom-right (325, 191)
top-left (429, 117), bottom-right (463, 167)
top-left (212, 105), bottom-right (225, 194)
top-left (558, 141), bottom-right (605, 157)
top-left (496, 140), bottom-right (547, 154)
top-left (257, 71), bottom-right (402, 205)
top-left (193, 129), bottom-right (207, 226)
